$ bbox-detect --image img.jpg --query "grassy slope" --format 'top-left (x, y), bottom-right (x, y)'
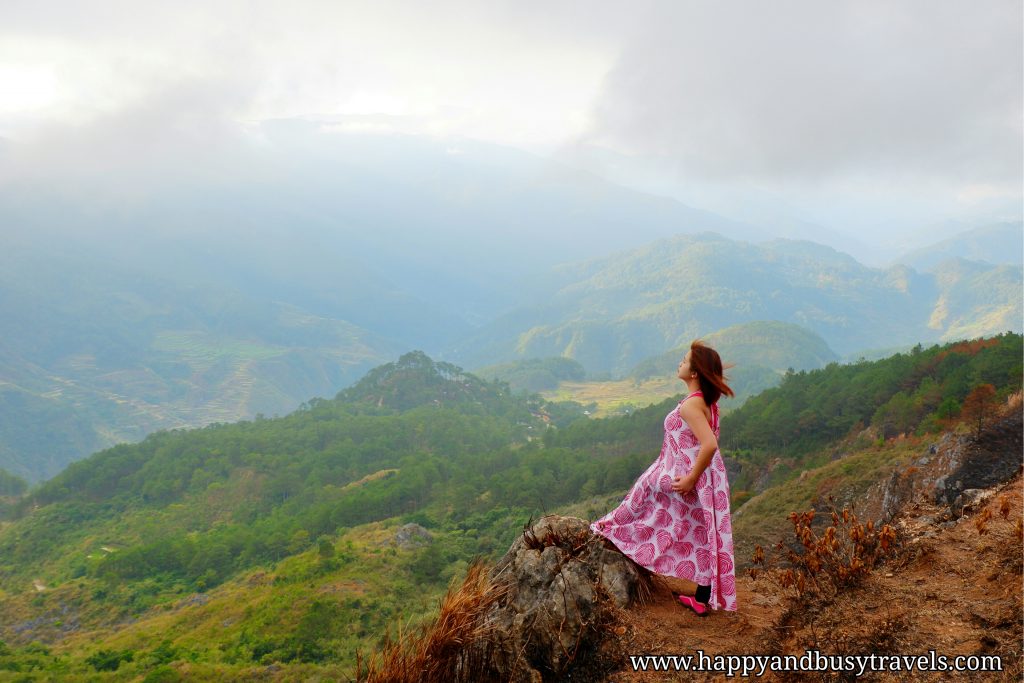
top-left (541, 377), bottom-right (680, 418)
top-left (730, 437), bottom-right (922, 563)
top-left (1, 512), bottom-right (514, 681)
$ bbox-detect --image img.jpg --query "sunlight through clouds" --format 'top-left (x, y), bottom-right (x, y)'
top-left (0, 63), bottom-right (58, 114)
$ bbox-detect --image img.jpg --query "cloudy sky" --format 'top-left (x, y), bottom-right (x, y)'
top-left (1, 0), bottom-right (1021, 250)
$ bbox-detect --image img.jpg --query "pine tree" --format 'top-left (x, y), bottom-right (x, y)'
top-left (961, 383), bottom-right (997, 437)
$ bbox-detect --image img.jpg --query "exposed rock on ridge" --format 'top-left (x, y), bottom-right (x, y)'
top-left (482, 515), bottom-right (647, 682)
top-left (871, 408), bottom-right (1023, 525)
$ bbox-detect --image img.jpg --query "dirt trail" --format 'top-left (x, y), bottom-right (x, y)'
top-left (605, 474), bottom-right (1022, 682)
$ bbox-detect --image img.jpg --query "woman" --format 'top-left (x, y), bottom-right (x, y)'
top-left (591, 340), bottom-right (737, 614)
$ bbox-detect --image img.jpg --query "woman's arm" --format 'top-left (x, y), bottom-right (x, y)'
top-left (671, 399), bottom-right (718, 494)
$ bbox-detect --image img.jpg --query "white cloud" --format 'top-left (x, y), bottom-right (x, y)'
top-left (0, 0), bottom-right (1019, 244)
top-left (0, 0), bottom-right (617, 149)
top-left (581, 0), bottom-right (1022, 191)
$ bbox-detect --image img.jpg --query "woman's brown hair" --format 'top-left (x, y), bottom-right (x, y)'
top-left (690, 340), bottom-right (734, 406)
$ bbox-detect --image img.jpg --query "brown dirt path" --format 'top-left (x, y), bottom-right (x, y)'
top-left (604, 474), bottom-right (1023, 682)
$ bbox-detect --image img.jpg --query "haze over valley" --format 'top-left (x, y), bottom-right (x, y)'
top-left (1, 125), bottom-right (1021, 481)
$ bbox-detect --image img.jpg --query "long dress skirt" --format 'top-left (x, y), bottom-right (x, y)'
top-left (591, 394), bottom-right (738, 611)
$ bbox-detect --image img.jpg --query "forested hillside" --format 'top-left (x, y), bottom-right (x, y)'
top-left (627, 320), bottom-right (838, 406)
top-left (726, 333), bottom-right (1021, 476)
top-left (0, 335), bottom-right (1019, 679)
top-left (475, 357), bottom-right (587, 393)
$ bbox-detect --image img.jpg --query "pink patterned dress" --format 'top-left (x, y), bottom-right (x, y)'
top-left (591, 391), bottom-right (737, 611)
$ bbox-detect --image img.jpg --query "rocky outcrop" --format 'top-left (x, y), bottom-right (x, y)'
top-left (481, 516), bottom-right (646, 683)
top-left (933, 412), bottom-right (1022, 509)
top-left (873, 410), bottom-right (1022, 525)
top-left (393, 523), bottom-right (432, 549)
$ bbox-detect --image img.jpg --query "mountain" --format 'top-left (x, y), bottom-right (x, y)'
top-left (446, 233), bottom-right (1023, 375)
top-left (336, 350), bottom-right (519, 411)
top-left (473, 357), bottom-right (588, 393)
top-left (699, 320), bottom-right (838, 371)
top-left (2, 124), bottom-right (765, 339)
top-left (0, 337), bottom-right (1019, 678)
top-left (627, 321), bottom-right (838, 405)
top-left (0, 125), bottom-right (771, 480)
top-left (2, 224), bottom-right (1019, 483)
top-left (0, 245), bottom-right (397, 482)
top-left (896, 221), bottom-right (1023, 271)
top-left (928, 257), bottom-right (1023, 341)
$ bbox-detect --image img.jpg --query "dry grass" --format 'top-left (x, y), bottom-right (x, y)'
top-left (631, 564), bottom-right (656, 607)
top-left (520, 515), bottom-right (590, 554)
top-left (340, 468), bottom-right (400, 493)
top-left (355, 561), bottom-right (508, 683)
top-left (750, 501), bottom-right (898, 605)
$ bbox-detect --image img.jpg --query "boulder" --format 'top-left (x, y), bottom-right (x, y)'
top-left (951, 488), bottom-right (996, 516)
top-left (394, 523), bottom-right (432, 549)
top-left (481, 515), bottom-right (645, 682)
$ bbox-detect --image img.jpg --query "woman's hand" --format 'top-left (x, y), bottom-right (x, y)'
top-left (671, 474), bottom-right (695, 494)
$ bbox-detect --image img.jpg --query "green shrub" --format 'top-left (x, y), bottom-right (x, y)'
top-left (86, 648), bottom-right (133, 671)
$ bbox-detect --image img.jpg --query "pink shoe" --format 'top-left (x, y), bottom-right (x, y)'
top-left (677, 594), bottom-right (709, 616)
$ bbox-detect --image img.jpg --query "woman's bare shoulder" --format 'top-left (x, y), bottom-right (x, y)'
top-left (678, 396), bottom-right (710, 421)
top-left (679, 395), bottom-right (712, 421)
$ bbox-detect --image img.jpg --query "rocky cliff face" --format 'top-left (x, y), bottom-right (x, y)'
top-left (867, 408), bottom-right (1022, 525)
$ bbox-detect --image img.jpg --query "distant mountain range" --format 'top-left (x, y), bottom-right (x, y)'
top-left (0, 128), bottom-right (1020, 481)
top-left (448, 233), bottom-right (1022, 375)
top-left (894, 221), bottom-right (1023, 271)
top-left (2, 226), bottom-right (1019, 482)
